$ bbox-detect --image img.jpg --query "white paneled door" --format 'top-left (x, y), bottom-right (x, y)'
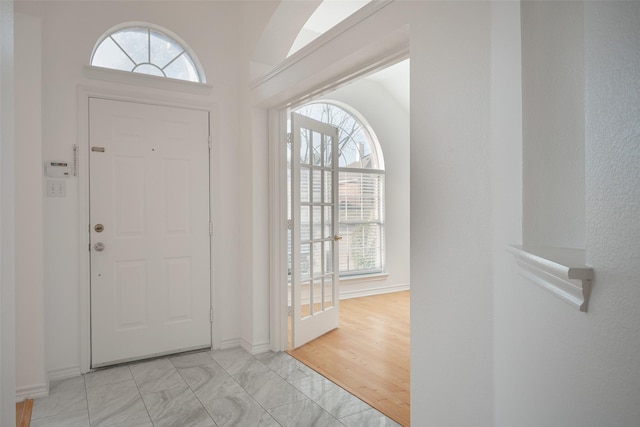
top-left (291, 113), bottom-right (340, 348)
top-left (89, 98), bottom-right (211, 368)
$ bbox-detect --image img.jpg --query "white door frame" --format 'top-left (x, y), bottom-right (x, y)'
top-left (265, 52), bottom-right (410, 353)
top-left (78, 84), bottom-right (217, 373)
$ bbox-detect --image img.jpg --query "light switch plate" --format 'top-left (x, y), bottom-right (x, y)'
top-left (47, 180), bottom-right (66, 197)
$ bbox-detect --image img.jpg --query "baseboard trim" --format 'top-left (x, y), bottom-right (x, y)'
top-left (48, 366), bottom-right (82, 382)
top-left (340, 283), bottom-right (410, 300)
top-left (240, 339), bottom-right (270, 355)
top-left (219, 338), bottom-right (241, 350)
top-left (16, 383), bottom-right (48, 401)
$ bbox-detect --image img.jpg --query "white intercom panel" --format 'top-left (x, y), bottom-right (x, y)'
top-left (45, 161), bottom-right (72, 177)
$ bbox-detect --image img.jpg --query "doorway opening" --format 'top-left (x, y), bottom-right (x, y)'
top-left (283, 58), bottom-right (410, 425)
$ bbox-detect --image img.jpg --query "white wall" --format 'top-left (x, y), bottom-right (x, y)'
top-left (409, 3), bottom-right (494, 425)
top-left (13, 1), bottom-right (639, 425)
top-left (250, 1), bottom-right (495, 425)
top-left (14, 0), bottom-right (254, 377)
top-left (15, 12), bottom-right (47, 399)
top-left (494, 2), bottom-right (640, 425)
top-left (1, 0), bottom-right (16, 422)
top-left (323, 77), bottom-right (411, 297)
top-left (521, 1), bottom-right (585, 248)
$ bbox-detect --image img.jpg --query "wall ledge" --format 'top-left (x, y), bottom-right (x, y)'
top-left (84, 66), bottom-right (213, 95)
top-left (507, 245), bottom-right (593, 312)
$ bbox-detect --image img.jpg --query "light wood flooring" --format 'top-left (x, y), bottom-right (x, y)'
top-left (16, 399), bottom-right (32, 427)
top-left (288, 290), bottom-right (410, 426)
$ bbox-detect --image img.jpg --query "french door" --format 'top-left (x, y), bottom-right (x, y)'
top-left (290, 112), bottom-right (340, 348)
top-left (89, 98), bottom-right (211, 367)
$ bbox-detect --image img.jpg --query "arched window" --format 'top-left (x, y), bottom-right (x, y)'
top-left (294, 102), bottom-right (385, 276)
top-left (91, 24), bottom-right (205, 83)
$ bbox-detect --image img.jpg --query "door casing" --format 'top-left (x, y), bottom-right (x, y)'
top-left (78, 85), bottom-right (217, 374)
top-left (88, 97), bottom-right (211, 367)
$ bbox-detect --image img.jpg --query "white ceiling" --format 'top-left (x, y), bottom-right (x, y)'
top-left (289, 0), bottom-right (409, 112)
top-left (303, 0), bottom-right (371, 33)
top-left (288, 0), bottom-right (370, 56)
top-left (365, 59), bottom-right (410, 113)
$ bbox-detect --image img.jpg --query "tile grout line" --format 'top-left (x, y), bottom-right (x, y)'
top-left (260, 353), bottom-right (346, 426)
top-left (129, 365), bottom-right (155, 427)
top-left (216, 351), bottom-right (285, 426)
top-left (282, 352), bottom-right (380, 425)
top-left (171, 353), bottom-right (220, 427)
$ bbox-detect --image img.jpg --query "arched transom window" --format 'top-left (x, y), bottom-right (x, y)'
top-left (91, 25), bottom-right (204, 83)
top-left (294, 102), bottom-right (385, 276)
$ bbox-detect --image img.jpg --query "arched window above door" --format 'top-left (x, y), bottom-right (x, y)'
top-left (91, 24), bottom-right (205, 83)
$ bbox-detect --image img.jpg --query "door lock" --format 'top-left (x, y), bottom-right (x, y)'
top-left (94, 242), bottom-right (105, 252)
top-left (94, 224), bottom-right (104, 233)
top-left (333, 235), bottom-right (343, 241)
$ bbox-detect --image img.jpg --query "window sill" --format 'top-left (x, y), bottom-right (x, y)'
top-left (507, 245), bottom-right (593, 312)
top-left (339, 273), bottom-right (388, 285)
top-left (84, 66), bottom-right (213, 95)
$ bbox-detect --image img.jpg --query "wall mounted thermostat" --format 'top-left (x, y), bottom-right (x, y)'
top-left (45, 161), bottom-right (71, 177)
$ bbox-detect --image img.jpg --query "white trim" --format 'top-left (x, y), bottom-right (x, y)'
top-left (84, 66), bottom-right (212, 95)
top-left (339, 273), bottom-right (389, 285)
top-left (1, 2), bottom-right (16, 421)
top-left (507, 245), bottom-right (593, 312)
top-left (78, 85), bottom-right (217, 372)
top-left (16, 382), bottom-right (48, 401)
top-left (340, 283), bottom-right (410, 300)
top-left (268, 108), bottom-right (289, 352)
top-left (240, 338), bottom-right (271, 356)
top-left (48, 366), bottom-right (82, 382)
top-left (263, 36), bottom-right (410, 352)
top-left (250, 0), bottom-right (393, 89)
top-left (219, 338), bottom-right (241, 350)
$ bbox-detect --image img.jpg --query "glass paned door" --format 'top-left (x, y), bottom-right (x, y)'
top-left (291, 113), bottom-right (340, 348)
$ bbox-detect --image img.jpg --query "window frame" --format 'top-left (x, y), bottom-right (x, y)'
top-left (292, 101), bottom-right (386, 278)
top-left (90, 22), bottom-right (206, 84)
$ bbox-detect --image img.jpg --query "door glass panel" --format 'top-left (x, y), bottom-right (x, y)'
top-left (324, 243), bottom-right (332, 274)
top-left (324, 171), bottom-right (332, 204)
top-left (300, 243), bottom-right (310, 281)
top-left (312, 131), bottom-right (322, 166)
top-left (324, 277), bottom-right (334, 309)
top-left (301, 279), bottom-right (311, 318)
top-left (300, 129), bottom-right (310, 165)
top-left (324, 206), bottom-right (332, 239)
top-left (313, 206), bottom-right (322, 240)
top-left (300, 205), bottom-right (310, 242)
top-left (324, 135), bottom-right (332, 167)
top-left (313, 280), bottom-right (323, 314)
top-left (312, 241), bottom-right (322, 278)
top-left (300, 168), bottom-right (310, 203)
top-left (312, 169), bottom-right (322, 203)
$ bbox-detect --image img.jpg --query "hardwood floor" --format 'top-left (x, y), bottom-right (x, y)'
top-left (288, 291), bottom-right (410, 426)
top-left (16, 399), bottom-right (33, 427)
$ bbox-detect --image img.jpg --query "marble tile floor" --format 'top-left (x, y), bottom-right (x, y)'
top-left (30, 348), bottom-right (402, 427)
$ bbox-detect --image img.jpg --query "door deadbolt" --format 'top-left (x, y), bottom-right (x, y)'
top-left (94, 242), bottom-right (105, 252)
top-left (94, 224), bottom-right (104, 233)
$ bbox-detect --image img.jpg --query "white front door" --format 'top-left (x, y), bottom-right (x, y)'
top-left (290, 112), bottom-right (340, 348)
top-left (89, 98), bottom-right (211, 368)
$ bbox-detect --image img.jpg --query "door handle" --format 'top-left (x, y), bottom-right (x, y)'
top-left (94, 242), bottom-right (105, 252)
top-left (333, 235), bottom-right (342, 241)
